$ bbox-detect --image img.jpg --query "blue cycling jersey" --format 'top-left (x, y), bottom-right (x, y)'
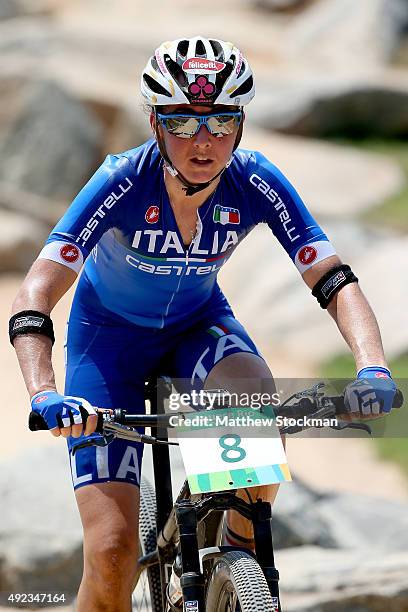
top-left (40, 139), bottom-right (335, 328)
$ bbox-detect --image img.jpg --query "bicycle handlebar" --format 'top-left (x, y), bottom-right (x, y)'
top-left (277, 391), bottom-right (403, 418)
top-left (28, 388), bottom-right (404, 432)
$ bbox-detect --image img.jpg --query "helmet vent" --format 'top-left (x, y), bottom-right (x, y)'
top-left (215, 57), bottom-right (234, 91)
top-left (177, 39), bottom-right (189, 59)
top-left (164, 54), bottom-right (188, 88)
top-left (209, 39), bottom-right (224, 61)
top-left (195, 39), bottom-right (206, 56)
top-left (143, 74), bottom-right (172, 97)
top-left (151, 56), bottom-right (159, 72)
top-left (230, 75), bottom-right (253, 98)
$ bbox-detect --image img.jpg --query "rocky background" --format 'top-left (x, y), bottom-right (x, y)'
top-left (1, 0), bottom-right (408, 610)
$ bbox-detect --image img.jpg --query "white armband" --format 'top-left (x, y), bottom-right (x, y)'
top-left (294, 240), bottom-right (336, 274)
top-left (38, 241), bottom-right (84, 274)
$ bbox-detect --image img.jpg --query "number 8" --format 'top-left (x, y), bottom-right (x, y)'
top-left (219, 434), bottom-right (246, 463)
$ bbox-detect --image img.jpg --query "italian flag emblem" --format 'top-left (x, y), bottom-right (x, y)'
top-left (213, 205), bottom-right (240, 225)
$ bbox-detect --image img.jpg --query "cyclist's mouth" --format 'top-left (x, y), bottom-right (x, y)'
top-left (190, 157), bottom-right (213, 166)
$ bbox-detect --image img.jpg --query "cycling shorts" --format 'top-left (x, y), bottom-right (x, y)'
top-left (65, 287), bottom-right (263, 491)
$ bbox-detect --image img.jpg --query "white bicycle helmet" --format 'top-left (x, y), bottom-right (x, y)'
top-left (141, 36), bottom-right (255, 107)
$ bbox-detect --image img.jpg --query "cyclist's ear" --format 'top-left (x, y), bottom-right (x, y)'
top-left (150, 111), bottom-right (157, 136)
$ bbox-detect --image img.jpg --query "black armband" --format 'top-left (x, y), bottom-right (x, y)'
top-left (312, 264), bottom-right (358, 309)
top-left (9, 310), bottom-right (55, 346)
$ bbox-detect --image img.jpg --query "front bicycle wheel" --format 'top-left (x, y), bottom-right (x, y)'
top-left (205, 551), bottom-right (278, 612)
top-left (133, 478), bottom-right (163, 612)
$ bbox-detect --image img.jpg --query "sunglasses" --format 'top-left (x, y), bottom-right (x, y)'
top-left (156, 111), bottom-right (242, 139)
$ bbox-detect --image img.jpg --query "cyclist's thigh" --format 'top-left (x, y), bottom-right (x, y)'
top-left (169, 313), bottom-right (281, 519)
top-left (181, 317), bottom-right (285, 446)
top-left (65, 316), bottom-right (168, 492)
top-left (169, 312), bottom-right (272, 391)
top-left (76, 481), bottom-right (140, 563)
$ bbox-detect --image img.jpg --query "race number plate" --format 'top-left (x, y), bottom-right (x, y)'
top-left (176, 408), bottom-right (291, 493)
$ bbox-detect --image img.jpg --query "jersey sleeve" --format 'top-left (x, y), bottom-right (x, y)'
top-left (246, 151), bottom-right (336, 273)
top-left (38, 154), bottom-right (136, 273)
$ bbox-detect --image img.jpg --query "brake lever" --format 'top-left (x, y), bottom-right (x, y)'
top-left (279, 420), bottom-right (372, 436)
top-left (330, 421), bottom-right (372, 434)
top-left (279, 424), bottom-right (304, 435)
top-left (71, 433), bottom-right (116, 456)
top-left (102, 421), bottom-right (179, 446)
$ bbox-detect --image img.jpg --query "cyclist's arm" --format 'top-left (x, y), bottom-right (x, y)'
top-left (14, 153), bottom-right (133, 397)
top-left (12, 259), bottom-right (76, 399)
top-left (302, 256), bottom-right (389, 372)
top-left (11, 153), bottom-right (140, 438)
top-left (245, 150), bottom-right (389, 372)
top-left (11, 260), bottom-right (98, 437)
top-left (243, 151), bottom-right (395, 414)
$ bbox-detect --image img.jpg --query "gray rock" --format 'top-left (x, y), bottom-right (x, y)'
top-left (272, 479), bottom-right (336, 549)
top-left (253, 79), bottom-right (408, 138)
top-left (0, 182), bottom-right (69, 273)
top-left (278, 545), bottom-right (408, 611)
top-left (273, 512), bottom-right (338, 549)
top-left (0, 0), bottom-right (56, 20)
top-left (0, 445), bottom-right (82, 596)
top-left (274, 492), bottom-right (333, 552)
top-left (0, 208), bottom-right (49, 273)
top-left (275, 477), bottom-right (322, 515)
top-left (83, 98), bottom-right (153, 157)
top-left (251, 0), bottom-right (308, 11)
top-left (0, 17), bottom-right (58, 57)
top-left (0, 0), bottom-right (20, 21)
top-left (106, 102), bottom-right (154, 154)
top-left (0, 79), bottom-right (104, 200)
top-left (0, 182), bottom-right (67, 226)
top-left (283, 0), bottom-right (407, 68)
top-left (382, 0), bottom-right (408, 64)
top-left (291, 594), bottom-right (408, 612)
top-left (246, 0), bottom-right (408, 138)
top-left (0, 76), bottom-right (27, 130)
top-left (314, 492), bottom-right (408, 552)
top-left (274, 484), bottom-right (408, 553)
top-left (0, 16), bottom-right (150, 103)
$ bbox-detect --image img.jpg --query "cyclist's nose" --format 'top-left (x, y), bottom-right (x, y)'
top-left (193, 124), bottom-right (211, 147)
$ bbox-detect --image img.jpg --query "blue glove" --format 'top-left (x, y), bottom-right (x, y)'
top-left (31, 390), bottom-right (97, 432)
top-left (344, 366), bottom-right (396, 416)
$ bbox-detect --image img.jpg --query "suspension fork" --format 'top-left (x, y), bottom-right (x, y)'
top-left (148, 377), bottom-right (175, 609)
top-left (252, 500), bottom-right (281, 611)
top-left (176, 500), bottom-right (205, 611)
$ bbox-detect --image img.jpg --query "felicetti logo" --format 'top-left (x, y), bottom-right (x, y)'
top-left (182, 57), bottom-right (226, 75)
top-left (375, 372), bottom-right (389, 378)
top-left (298, 245), bottom-right (317, 266)
top-left (60, 244), bottom-right (80, 263)
top-left (145, 205), bottom-right (160, 224)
